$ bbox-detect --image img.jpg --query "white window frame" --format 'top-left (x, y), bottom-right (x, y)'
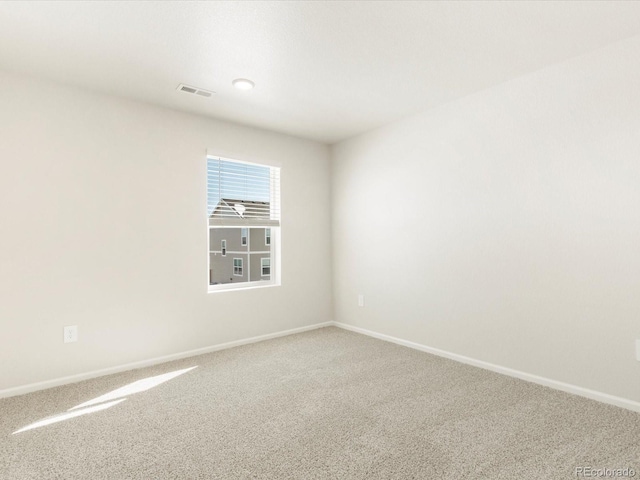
top-left (241, 228), bottom-right (248, 246)
top-left (261, 258), bottom-right (270, 277)
top-left (265, 228), bottom-right (271, 246)
top-left (233, 258), bottom-right (243, 276)
top-left (207, 155), bottom-right (280, 293)
top-left (221, 239), bottom-right (226, 257)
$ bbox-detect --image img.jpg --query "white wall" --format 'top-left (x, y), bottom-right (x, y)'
top-left (332, 36), bottom-right (640, 403)
top-left (0, 71), bottom-right (332, 391)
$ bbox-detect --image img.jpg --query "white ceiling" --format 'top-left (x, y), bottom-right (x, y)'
top-left (1, 1), bottom-right (640, 144)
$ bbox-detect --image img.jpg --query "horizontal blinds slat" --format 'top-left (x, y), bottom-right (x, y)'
top-left (209, 218), bottom-right (280, 227)
top-left (206, 170), bottom-right (272, 180)
top-left (207, 157), bottom-right (280, 223)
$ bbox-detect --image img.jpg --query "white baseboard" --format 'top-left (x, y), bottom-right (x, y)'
top-left (332, 321), bottom-right (640, 413)
top-left (6, 320), bottom-right (639, 413)
top-left (0, 321), bottom-right (333, 399)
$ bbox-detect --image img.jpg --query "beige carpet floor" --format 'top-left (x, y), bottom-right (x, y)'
top-left (1, 326), bottom-right (639, 479)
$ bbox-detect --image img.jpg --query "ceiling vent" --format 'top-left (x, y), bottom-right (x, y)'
top-left (177, 84), bottom-right (215, 98)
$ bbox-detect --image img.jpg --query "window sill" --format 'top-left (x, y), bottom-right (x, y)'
top-left (208, 281), bottom-right (280, 294)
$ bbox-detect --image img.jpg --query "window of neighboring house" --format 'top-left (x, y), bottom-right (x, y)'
top-left (233, 258), bottom-right (243, 276)
top-left (261, 258), bottom-right (270, 277)
top-left (207, 155), bottom-right (280, 291)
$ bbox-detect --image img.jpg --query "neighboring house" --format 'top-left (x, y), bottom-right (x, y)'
top-left (210, 198), bottom-right (271, 220)
top-left (208, 199), bottom-right (272, 285)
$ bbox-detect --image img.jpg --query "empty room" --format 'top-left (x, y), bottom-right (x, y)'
top-left (1, 1), bottom-right (639, 478)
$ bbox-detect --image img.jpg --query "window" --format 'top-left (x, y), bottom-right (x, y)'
top-left (207, 156), bottom-right (280, 291)
top-left (233, 258), bottom-right (243, 276)
top-left (261, 258), bottom-right (270, 277)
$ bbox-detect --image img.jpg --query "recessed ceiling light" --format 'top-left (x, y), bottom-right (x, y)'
top-left (232, 78), bottom-right (255, 90)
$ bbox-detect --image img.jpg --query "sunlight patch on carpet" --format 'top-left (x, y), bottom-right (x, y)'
top-left (70, 366), bottom-right (198, 410)
top-left (12, 399), bottom-right (126, 434)
top-left (12, 366), bottom-right (197, 435)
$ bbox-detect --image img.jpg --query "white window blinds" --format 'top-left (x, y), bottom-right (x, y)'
top-left (207, 157), bottom-right (280, 227)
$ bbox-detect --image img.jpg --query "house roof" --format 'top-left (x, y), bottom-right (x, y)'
top-left (210, 199), bottom-right (270, 220)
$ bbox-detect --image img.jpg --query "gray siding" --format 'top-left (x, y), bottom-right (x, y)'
top-left (209, 253), bottom-right (247, 285)
top-left (209, 227), bottom-right (272, 284)
top-left (249, 253), bottom-right (270, 281)
top-left (209, 228), bottom-right (246, 252)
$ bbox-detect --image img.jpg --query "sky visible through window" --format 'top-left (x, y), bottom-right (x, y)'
top-left (207, 158), bottom-right (270, 216)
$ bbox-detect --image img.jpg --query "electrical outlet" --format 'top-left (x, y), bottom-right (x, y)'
top-left (358, 294), bottom-right (365, 307)
top-left (64, 325), bottom-right (78, 343)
